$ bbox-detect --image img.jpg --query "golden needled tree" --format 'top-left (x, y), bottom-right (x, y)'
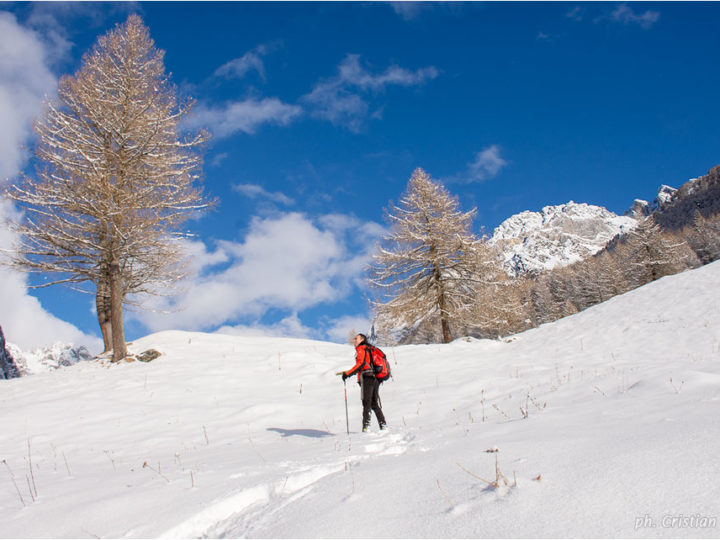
top-left (369, 168), bottom-right (486, 344)
top-left (4, 15), bottom-right (214, 361)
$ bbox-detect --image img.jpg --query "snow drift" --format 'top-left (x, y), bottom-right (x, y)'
top-left (1, 262), bottom-right (719, 538)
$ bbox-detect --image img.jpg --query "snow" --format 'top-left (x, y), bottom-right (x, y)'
top-left (654, 185), bottom-right (678, 207)
top-left (2, 261), bottom-right (720, 538)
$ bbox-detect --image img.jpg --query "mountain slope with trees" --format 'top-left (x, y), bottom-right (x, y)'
top-left (373, 163), bottom-right (720, 344)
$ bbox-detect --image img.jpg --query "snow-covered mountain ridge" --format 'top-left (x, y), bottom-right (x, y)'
top-left (5, 341), bottom-right (93, 376)
top-left (489, 201), bottom-right (638, 276)
top-left (1, 261), bottom-right (719, 538)
top-left (487, 183), bottom-right (687, 276)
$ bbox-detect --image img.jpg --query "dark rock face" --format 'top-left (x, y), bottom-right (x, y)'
top-left (0, 325), bottom-right (21, 380)
top-left (653, 165), bottom-right (720, 230)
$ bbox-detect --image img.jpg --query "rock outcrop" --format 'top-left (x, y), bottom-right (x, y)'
top-left (0, 325), bottom-right (21, 380)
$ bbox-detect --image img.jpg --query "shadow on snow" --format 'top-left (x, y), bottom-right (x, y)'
top-left (267, 427), bottom-right (335, 438)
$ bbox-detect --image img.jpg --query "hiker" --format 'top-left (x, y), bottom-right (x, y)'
top-left (340, 333), bottom-right (387, 432)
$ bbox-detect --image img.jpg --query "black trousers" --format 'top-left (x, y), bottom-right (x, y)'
top-left (361, 374), bottom-right (386, 429)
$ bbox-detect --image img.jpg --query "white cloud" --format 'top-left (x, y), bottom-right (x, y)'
top-left (233, 183), bottom-right (295, 206)
top-left (187, 97), bottom-right (302, 139)
top-left (213, 45), bottom-right (269, 81)
top-left (130, 212), bottom-right (384, 337)
top-left (302, 54), bottom-right (439, 132)
top-left (215, 313), bottom-right (315, 340)
top-left (565, 6), bottom-right (584, 22)
top-left (448, 145), bottom-right (508, 184)
top-left (0, 200), bottom-right (101, 351)
top-left (0, 12), bottom-right (57, 182)
top-left (23, 3), bottom-right (140, 66)
top-left (469, 145), bottom-right (508, 181)
top-left (610, 4), bottom-right (660, 29)
top-left (210, 152), bottom-right (229, 167)
top-left (0, 14), bottom-right (101, 352)
top-left (594, 4), bottom-right (660, 29)
top-left (217, 311), bottom-right (374, 344)
top-left (323, 313), bottom-right (373, 344)
top-left (336, 55), bottom-right (438, 91)
top-left (390, 2), bottom-right (434, 21)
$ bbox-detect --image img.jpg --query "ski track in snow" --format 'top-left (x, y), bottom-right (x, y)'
top-left (169, 430), bottom-right (415, 538)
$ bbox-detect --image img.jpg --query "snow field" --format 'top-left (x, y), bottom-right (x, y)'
top-left (1, 262), bottom-right (720, 538)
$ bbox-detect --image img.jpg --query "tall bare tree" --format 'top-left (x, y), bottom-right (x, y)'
top-left (369, 168), bottom-right (488, 344)
top-left (4, 15), bottom-right (212, 361)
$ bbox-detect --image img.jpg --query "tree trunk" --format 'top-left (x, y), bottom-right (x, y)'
top-left (440, 315), bottom-right (452, 344)
top-left (432, 260), bottom-right (453, 344)
top-left (96, 275), bottom-right (113, 353)
top-left (109, 257), bottom-right (127, 362)
top-left (437, 288), bottom-right (452, 343)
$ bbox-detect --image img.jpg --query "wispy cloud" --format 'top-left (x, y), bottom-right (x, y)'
top-left (186, 98), bottom-right (302, 139)
top-left (609, 3), bottom-right (660, 29)
top-left (233, 183), bottom-right (295, 206)
top-left (389, 2), bottom-right (434, 21)
top-left (470, 145), bottom-right (508, 181)
top-left (24, 2), bottom-right (140, 66)
top-left (187, 43), bottom-right (298, 138)
top-left (569, 4), bottom-right (659, 30)
top-left (449, 145), bottom-right (508, 184)
top-left (210, 152), bottom-right (229, 167)
top-left (212, 44), bottom-right (274, 82)
top-left (389, 2), bottom-right (466, 22)
top-left (565, 6), bottom-right (584, 22)
top-left (301, 54), bottom-right (439, 132)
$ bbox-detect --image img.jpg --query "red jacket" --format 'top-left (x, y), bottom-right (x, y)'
top-left (345, 344), bottom-right (373, 382)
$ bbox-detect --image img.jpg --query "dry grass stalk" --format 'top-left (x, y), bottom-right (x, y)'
top-left (2, 459), bottom-right (26, 507)
top-left (436, 479), bottom-right (455, 510)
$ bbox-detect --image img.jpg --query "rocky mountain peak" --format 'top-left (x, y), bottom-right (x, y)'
top-left (490, 201), bottom-right (638, 276)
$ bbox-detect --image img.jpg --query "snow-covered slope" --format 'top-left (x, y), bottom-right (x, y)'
top-left (1, 262), bottom-right (719, 538)
top-left (490, 202), bottom-right (637, 276)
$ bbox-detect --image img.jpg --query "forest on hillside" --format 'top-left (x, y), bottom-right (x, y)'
top-left (372, 164), bottom-right (720, 345)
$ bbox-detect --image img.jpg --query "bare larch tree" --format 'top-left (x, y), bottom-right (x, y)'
top-left (4, 15), bottom-right (212, 361)
top-left (369, 168), bottom-right (486, 344)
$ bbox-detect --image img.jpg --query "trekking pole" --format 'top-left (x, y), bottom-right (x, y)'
top-left (343, 379), bottom-right (350, 435)
top-left (336, 371), bottom-right (350, 435)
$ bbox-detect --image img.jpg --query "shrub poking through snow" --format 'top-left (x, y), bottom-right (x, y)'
top-left (136, 349), bottom-right (162, 363)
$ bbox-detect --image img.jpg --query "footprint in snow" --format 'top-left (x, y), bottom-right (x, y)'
top-left (362, 431), bottom-right (412, 456)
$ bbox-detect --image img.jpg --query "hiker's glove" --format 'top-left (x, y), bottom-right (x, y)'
top-left (342, 372), bottom-right (348, 381)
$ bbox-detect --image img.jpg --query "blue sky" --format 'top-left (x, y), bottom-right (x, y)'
top-left (1, 2), bottom-right (719, 350)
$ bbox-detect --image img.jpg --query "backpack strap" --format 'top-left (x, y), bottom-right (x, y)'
top-left (362, 345), bottom-right (376, 377)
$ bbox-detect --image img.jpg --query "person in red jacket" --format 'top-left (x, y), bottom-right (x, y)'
top-left (341, 333), bottom-right (387, 432)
